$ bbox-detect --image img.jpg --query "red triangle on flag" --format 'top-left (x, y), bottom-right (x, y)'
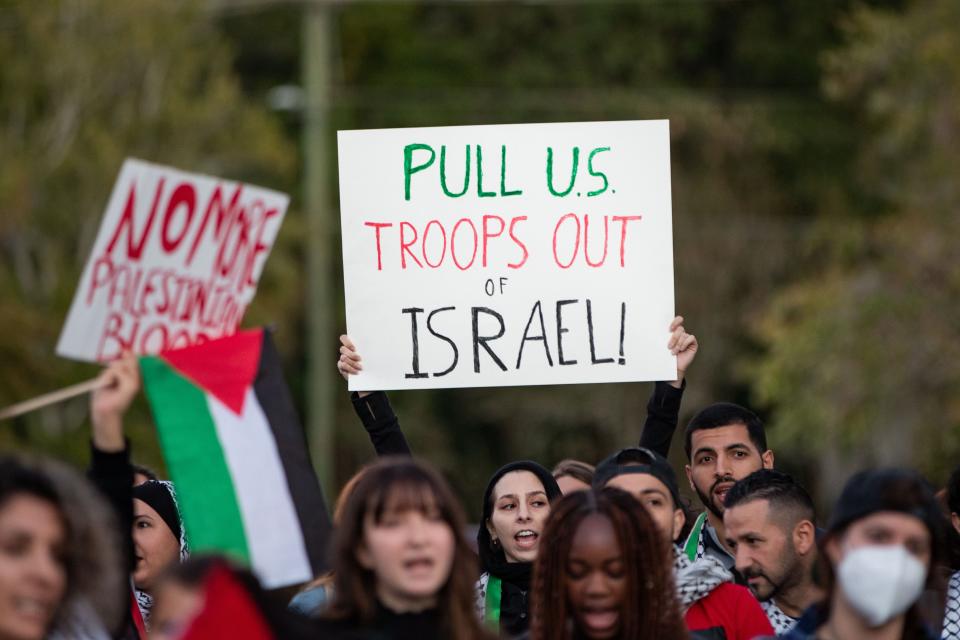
top-left (180, 563), bottom-right (275, 640)
top-left (160, 329), bottom-right (263, 416)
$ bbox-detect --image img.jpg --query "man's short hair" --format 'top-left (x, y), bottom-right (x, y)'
top-left (684, 402), bottom-right (767, 461)
top-left (724, 469), bottom-right (815, 526)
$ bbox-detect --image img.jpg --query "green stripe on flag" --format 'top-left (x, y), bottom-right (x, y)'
top-left (140, 355), bottom-right (250, 563)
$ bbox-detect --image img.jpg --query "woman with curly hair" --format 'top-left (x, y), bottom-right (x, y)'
top-left (0, 453), bottom-right (126, 640)
top-left (529, 488), bottom-right (688, 640)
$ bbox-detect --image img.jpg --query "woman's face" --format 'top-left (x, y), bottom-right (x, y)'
top-left (566, 513), bottom-right (627, 640)
top-left (0, 495), bottom-right (67, 640)
top-left (829, 511), bottom-right (931, 568)
top-left (357, 505), bottom-right (456, 612)
top-left (486, 470), bottom-right (550, 563)
top-left (132, 499), bottom-right (180, 592)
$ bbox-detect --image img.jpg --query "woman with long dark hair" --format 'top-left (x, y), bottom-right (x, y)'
top-left (317, 457), bottom-right (493, 640)
top-left (529, 488), bottom-right (688, 640)
top-left (0, 453), bottom-right (126, 640)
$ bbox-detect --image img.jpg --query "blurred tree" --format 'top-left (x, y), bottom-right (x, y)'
top-left (0, 0), bottom-right (298, 470)
top-left (750, 0), bottom-right (960, 503)
top-left (223, 0), bottom-right (896, 512)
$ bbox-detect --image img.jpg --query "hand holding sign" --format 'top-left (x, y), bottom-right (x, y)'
top-left (90, 353), bottom-right (140, 452)
top-left (338, 120), bottom-right (676, 390)
top-left (668, 315), bottom-right (698, 388)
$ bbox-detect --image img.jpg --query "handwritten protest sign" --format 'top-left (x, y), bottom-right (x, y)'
top-left (338, 120), bottom-right (675, 391)
top-left (57, 159), bottom-right (289, 362)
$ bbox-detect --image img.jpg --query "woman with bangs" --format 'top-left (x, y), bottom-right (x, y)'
top-left (528, 488), bottom-right (688, 640)
top-left (316, 457), bottom-right (495, 640)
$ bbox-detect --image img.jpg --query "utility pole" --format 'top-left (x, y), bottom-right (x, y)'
top-left (302, 0), bottom-right (335, 495)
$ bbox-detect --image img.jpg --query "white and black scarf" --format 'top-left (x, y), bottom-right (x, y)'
top-left (673, 546), bottom-right (732, 611)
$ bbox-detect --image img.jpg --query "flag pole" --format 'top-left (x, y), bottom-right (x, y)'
top-left (0, 378), bottom-right (105, 421)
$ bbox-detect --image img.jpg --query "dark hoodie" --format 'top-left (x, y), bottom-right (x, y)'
top-left (476, 461), bottom-right (562, 637)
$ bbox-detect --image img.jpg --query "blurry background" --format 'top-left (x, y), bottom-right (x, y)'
top-left (2, 0), bottom-right (958, 518)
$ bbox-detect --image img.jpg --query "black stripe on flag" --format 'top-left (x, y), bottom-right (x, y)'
top-left (254, 329), bottom-right (332, 576)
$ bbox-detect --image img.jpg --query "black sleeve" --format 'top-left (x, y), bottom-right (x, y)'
top-left (638, 380), bottom-right (685, 458)
top-left (87, 440), bottom-right (135, 572)
top-left (350, 391), bottom-right (412, 457)
top-left (87, 441), bottom-right (137, 639)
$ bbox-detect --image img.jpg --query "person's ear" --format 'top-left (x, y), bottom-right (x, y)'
top-left (672, 508), bottom-right (686, 542)
top-left (794, 520), bottom-right (816, 556)
top-left (951, 512), bottom-right (960, 537)
top-left (485, 518), bottom-right (498, 545)
top-left (824, 535), bottom-right (842, 566)
top-left (761, 450), bottom-right (774, 470)
top-left (356, 542), bottom-right (374, 570)
top-left (685, 465), bottom-right (695, 493)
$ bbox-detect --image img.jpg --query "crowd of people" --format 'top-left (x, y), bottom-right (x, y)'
top-left (2, 316), bottom-right (959, 640)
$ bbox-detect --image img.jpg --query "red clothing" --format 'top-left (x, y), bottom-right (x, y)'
top-left (685, 582), bottom-right (775, 640)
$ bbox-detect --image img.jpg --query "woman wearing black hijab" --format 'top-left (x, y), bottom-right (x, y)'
top-left (476, 461), bottom-right (562, 637)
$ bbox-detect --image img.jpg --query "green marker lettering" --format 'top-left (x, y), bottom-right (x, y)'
top-left (500, 145), bottom-right (522, 197)
top-left (440, 145), bottom-right (470, 198)
top-left (404, 143), bottom-right (435, 201)
top-left (477, 145), bottom-right (496, 198)
top-left (546, 146), bottom-right (579, 197)
top-left (587, 147), bottom-right (611, 197)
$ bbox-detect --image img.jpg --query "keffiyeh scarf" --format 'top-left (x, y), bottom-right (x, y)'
top-left (673, 546), bottom-right (732, 610)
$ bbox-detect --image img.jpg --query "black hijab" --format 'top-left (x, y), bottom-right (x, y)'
top-left (476, 460), bottom-right (562, 586)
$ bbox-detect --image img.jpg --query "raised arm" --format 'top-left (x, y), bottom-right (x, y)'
top-left (87, 354), bottom-right (139, 570)
top-left (639, 316), bottom-right (698, 457)
top-left (86, 355), bottom-right (142, 638)
top-left (338, 335), bottom-right (412, 456)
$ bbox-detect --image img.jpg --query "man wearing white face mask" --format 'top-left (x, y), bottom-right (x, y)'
top-left (775, 468), bottom-right (945, 640)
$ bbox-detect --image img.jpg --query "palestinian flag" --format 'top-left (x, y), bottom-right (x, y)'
top-left (140, 328), bottom-right (330, 588)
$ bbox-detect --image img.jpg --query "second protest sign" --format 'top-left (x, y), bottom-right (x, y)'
top-left (57, 159), bottom-right (289, 362)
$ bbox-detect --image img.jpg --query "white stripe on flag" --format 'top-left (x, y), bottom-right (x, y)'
top-left (208, 388), bottom-right (313, 588)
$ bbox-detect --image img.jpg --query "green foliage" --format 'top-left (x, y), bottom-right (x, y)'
top-left (751, 0), bottom-right (960, 501)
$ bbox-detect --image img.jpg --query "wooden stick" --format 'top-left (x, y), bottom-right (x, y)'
top-left (0, 378), bottom-right (106, 421)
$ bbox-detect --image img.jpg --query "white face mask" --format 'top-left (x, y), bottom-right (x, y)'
top-left (837, 544), bottom-right (928, 627)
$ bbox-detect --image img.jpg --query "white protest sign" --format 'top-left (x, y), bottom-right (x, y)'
top-left (338, 120), bottom-right (675, 391)
top-left (57, 158), bottom-right (289, 362)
